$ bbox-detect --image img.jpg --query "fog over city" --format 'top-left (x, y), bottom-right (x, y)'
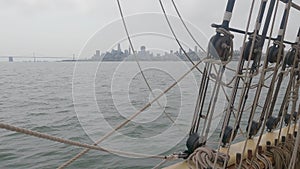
top-left (0, 0), bottom-right (299, 59)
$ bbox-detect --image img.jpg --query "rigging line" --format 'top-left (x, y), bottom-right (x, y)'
top-left (233, 0), bottom-right (269, 139)
top-left (224, 0), bottom-right (268, 156)
top-left (276, 70), bottom-right (295, 123)
top-left (198, 66), bottom-right (221, 138)
top-left (251, 0), bottom-right (291, 165)
top-left (266, 0), bottom-right (293, 138)
top-left (158, 0), bottom-right (212, 136)
top-left (202, 65), bottom-right (226, 141)
top-left (196, 46), bottom-right (234, 137)
top-left (114, 0), bottom-right (178, 127)
top-left (158, 0), bottom-right (239, 91)
top-left (219, 0), bottom-right (258, 134)
top-left (196, 0), bottom-right (237, 138)
top-left (214, 64), bottom-right (246, 136)
top-left (158, 0), bottom-right (208, 134)
top-left (190, 78), bottom-right (205, 134)
top-left (270, 29), bottom-right (300, 123)
top-left (220, 67), bottom-right (274, 90)
top-left (193, 64), bottom-right (213, 134)
top-left (246, 0), bottom-right (282, 137)
top-left (159, 1), bottom-right (249, 91)
top-left (190, 64), bottom-right (212, 134)
top-left (233, 0), bottom-right (276, 138)
top-left (158, 0), bottom-right (203, 73)
top-left (292, 58), bottom-right (300, 134)
top-left (287, 67), bottom-right (300, 135)
top-left (276, 77), bottom-right (294, 130)
top-left (170, 0), bottom-right (206, 53)
top-left (116, 33), bottom-right (235, 86)
top-left (280, 0), bottom-right (300, 11)
top-left (58, 1), bottom-right (201, 168)
top-left (293, 100), bottom-right (300, 134)
top-left (152, 159), bottom-right (170, 169)
top-left (211, 0), bottom-right (255, 167)
top-left (218, 105), bottom-right (248, 138)
top-left (288, 118), bottom-right (300, 169)
top-left (58, 45), bottom-right (205, 169)
top-left (265, 1), bottom-right (292, 120)
top-left (171, 0), bottom-right (242, 87)
top-left (268, 65), bottom-right (290, 118)
top-left (0, 123), bottom-right (166, 159)
top-left (278, 31), bottom-right (300, 142)
top-left (243, 0), bottom-right (288, 168)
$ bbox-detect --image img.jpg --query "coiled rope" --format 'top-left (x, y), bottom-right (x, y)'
top-left (187, 146), bottom-right (229, 169)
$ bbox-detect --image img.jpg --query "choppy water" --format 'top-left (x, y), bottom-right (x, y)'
top-left (0, 62), bottom-right (287, 169)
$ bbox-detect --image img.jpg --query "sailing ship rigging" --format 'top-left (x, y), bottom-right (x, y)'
top-left (0, 0), bottom-right (299, 169)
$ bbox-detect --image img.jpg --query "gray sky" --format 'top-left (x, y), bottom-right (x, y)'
top-left (0, 0), bottom-right (299, 58)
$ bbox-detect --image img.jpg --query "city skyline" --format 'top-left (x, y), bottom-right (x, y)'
top-left (1, 0), bottom-right (299, 58)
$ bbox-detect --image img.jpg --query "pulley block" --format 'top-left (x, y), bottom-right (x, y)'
top-left (246, 120), bottom-right (260, 138)
top-left (208, 28), bottom-right (234, 62)
top-left (186, 133), bottom-right (206, 155)
top-left (266, 116), bottom-right (280, 132)
top-left (242, 35), bottom-right (262, 61)
top-left (221, 126), bottom-right (237, 146)
top-left (267, 43), bottom-right (284, 63)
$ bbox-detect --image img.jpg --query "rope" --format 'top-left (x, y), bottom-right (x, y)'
top-left (57, 53), bottom-right (204, 169)
top-left (246, 157), bottom-right (260, 169)
top-left (232, 0), bottom-right (270, 165)
top-left (152, 159), bottom-right (168, 169)
top-left (274, 0), bottom-right (293, 145)
top-left (286, 29), bottom-right (300, 136)
top-left (158, 0), bottom-right (203, 73)
top-left (152, 154), bottom-right (179, 169)
top-left (0, 123), bottom-right (166, 159)
top-left (289, 111), bottom-right (300, 168)
top-left (202, 66), bottom-right (225, 140)
top-left (256, 152), bottom-right (272, 169)
top-left (268, 144), bottom-right (291, 169)
top-left (187, 147), bottom-right (229, 169)
top-left (170, 0), bottom-right (205, 53)
top-left (234, 0), bottom-right (280, 168)
top-left (267, 0), bottom-right (292, 120)
top-left (58, 1), bottom-right (207, 168)
top-left (261, 153), bottom-right (273, 169)
top-left (214, 0), bottom-right (256, 168)
top-left (115, 0), bottom-right (178, 126)
top-left (247, 0), bottom-right (281, 165)
top-left (196, 25), bottom-right (235, 139)
top-left (159, 0), bottom-right (225, 138)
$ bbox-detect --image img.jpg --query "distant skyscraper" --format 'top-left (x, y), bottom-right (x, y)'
top-left (128, 46), bottom-right (131, 55)
top-left (117, 43), bottom-right (121, 52)
top-left (141, 46), bottom-right (146, 52)
top-left (96, 50), bottom-right (101, 56)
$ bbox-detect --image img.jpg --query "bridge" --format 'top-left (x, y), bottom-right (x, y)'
top-left (0, 55), bottom-right (74, 62)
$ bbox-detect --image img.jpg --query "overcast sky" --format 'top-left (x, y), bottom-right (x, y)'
top-left (0, 0), bottom-right (299, 58)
